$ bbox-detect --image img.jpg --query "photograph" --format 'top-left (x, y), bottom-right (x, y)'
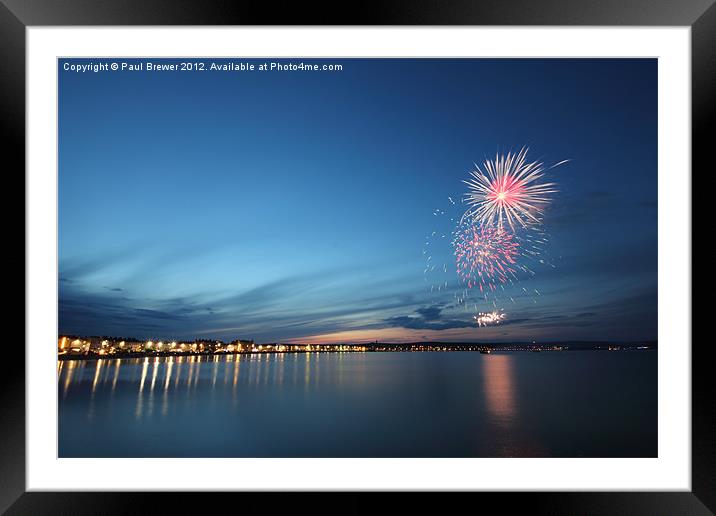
top-left (57, 57), bottom-right (658, 459)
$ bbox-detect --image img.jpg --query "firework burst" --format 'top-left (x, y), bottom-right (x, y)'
top-left (474, 310), bottom-right (506, 327)
top-left (462, 147), bottom-right (561, 231)
top-left (453, 222), bottom-right (519, 293)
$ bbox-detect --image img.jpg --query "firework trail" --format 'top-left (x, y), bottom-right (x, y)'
top-left (452, 222), bottom-right (519, 293)
top-left (461, 147), bottom-right (562, 231)
top-left (423, 201), bottom-right (553, 305)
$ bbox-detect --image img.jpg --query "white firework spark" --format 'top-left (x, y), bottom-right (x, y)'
top-left (462, 147), bottom-right (561, 230)
top-left (474, 310), bottom-right (506, 327)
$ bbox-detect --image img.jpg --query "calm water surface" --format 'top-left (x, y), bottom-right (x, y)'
top-left (58, 351), bottom-right (656, 457)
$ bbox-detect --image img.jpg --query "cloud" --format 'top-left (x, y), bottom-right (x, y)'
top-left (414, 305), bottom-right (443, 321)
top-left (495, 317), bottom-right (532, 327)
top-left (58, 269), bottom-right (429, 341)
top-left (57, 237), bottom-right (657, 343)
top-left (132, 308), bottom-right (184, 320)
top-left (384, 305), bottom-right (473, 331)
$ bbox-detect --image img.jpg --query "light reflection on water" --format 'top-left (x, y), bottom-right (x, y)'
top-left (58, 351), bottom-right (657, 458)
top-left (482, 354), bottom-right (516, 427)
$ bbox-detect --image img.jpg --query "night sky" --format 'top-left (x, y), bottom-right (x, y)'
top-left (58, 58), bottom-right (657, 343)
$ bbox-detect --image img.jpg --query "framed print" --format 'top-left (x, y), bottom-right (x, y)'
top-left (4, 0), bottom-right (710, 513)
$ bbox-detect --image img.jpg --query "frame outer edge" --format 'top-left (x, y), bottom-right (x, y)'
top-left (6, 0), bottom-right (711, 512)
top-left (0, 0), bottom-right (715, 26)
top-left (0, 0), bottom-right (27, 513)
top-left (692, 2), bottom-right (716, 514)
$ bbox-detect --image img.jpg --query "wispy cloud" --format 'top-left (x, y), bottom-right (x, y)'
top-left (58, 268), bottom-right (430, 341)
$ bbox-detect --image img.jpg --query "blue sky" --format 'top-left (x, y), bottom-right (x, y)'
top-left (58, 58), bottom-right (657, 343)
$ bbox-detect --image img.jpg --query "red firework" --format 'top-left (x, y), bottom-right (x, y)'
top-left (453, 224), bottom-right (520, 292)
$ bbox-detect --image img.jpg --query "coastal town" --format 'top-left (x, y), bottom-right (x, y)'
top-left (58, 335), bottom-right (652, 359)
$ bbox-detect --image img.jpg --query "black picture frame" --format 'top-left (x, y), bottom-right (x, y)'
top-left (4, 1), bottom-right (709, 513)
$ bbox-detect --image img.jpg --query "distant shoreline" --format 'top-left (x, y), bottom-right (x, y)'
top-left (58, 342), bottom-right (656, 361)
